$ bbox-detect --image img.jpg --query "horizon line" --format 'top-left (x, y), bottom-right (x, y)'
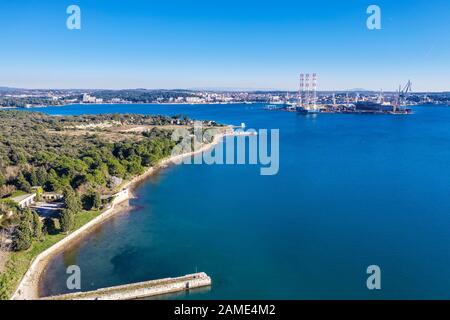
top-left (1, 85), bottom-right (449, 94)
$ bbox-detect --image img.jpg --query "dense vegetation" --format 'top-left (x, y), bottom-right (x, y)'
top-left (91, 89), bottom-right (196, 103)
top-left (0, 89), bottom-right (198, 108)
top-left (0, 110), bottom-right (210, 231)
top-left (0, 97), bottom-right (64, 108)
top-left (0, 111), bottom-right (173, 251)
top-left (0, 111), bottom-right (183, 199)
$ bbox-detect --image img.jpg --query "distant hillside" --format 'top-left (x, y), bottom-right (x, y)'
top-left (0, 87), bottom-right (21, 92)
top-left (346, 88), bottom-right (373, 92)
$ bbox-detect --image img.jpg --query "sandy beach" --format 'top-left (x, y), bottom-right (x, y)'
top-left (11, 129), bottom-right (235, 300)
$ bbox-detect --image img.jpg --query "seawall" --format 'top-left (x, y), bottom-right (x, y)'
top-left (42, 273), bottom-right (211, 300)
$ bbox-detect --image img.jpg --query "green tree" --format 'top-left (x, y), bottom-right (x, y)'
top-left (9, 148), bottom-right (27, 165)
top-left (63, 187), bottom-right (82, 214)
top-left (34, 186), bottom-right (44, 201)
top-left (32, 211), bottom-right (43, 240)
top-left (92, 191), bottom-right (102, 209)
top-left (22, 208), bottom-right (34, 225)
top-left (83, 190), bottom-right (102, 210)
top-left (59, 209), bottom-right (75, 233)
top-left (14, 210), bottom-right (34, 251)
top-left (15, 172), bottom-right (31, 193)
top-left (127, 155), bottom-right (144, 175)
top-left (107, 157), bottom-right (126, 178)
top-left (46, 169), bottom-right (61, 192)
top-left (36, 167), bottom-right (48, 186)
top-left (91, 168), bottom-right (107, 186)
top-left (28, 170), bottom-right (39, 187)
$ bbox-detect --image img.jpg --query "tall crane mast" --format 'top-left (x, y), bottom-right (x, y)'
top-left (395, 80), bottom-right (412, 112)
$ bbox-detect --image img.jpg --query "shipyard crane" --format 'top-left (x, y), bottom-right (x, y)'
top-left (377, 89), bottom-right (384, 104)
top-left (394, 80), bottom-right (412, 112)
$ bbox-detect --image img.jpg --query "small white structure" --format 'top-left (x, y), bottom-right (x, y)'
top-left (42, 192), bottom-right (63, 202)
top-left (100, 189), bottom-right (129, 206)
top-left (186, 97), bottom-right (205, 104)
top-left (112, 189), bottom-right (129, 205)
top-left (12, 193), bottom-right (37, 209)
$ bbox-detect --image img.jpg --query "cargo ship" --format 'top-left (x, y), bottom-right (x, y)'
top-left (353, 101), bottom-right (412, 114)
top-left (291, 101), bottom-right (413, 115)
top-left (296, 105), bottom-right (309, 114)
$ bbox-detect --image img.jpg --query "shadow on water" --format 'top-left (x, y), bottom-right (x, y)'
top-left (138, 286), bottom-right (212, 300)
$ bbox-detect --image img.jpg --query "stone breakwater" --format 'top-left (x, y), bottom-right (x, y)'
top-left (42, 273), bottom-right (212, 300)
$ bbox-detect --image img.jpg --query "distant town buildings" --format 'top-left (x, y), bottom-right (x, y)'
top-left (1, 88), bottom-right (449, 108)
top-left (82, 94), bottom-right (103, 104)
top-left (186, 96), bottom-right (205, 104)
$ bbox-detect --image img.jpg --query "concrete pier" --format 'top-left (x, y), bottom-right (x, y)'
top-left (42, 273), bottom-right (211, 300)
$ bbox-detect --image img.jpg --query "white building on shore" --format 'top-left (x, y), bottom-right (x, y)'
top-left (82, 94), bottom-right (103, 104)
top-left (12, 193), bottom-right (36, 209)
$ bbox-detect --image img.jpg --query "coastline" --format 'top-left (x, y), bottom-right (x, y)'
top-left (21, 101), bottom-right (257, 109)
top-left (11, 129), bottom-right (235, 300)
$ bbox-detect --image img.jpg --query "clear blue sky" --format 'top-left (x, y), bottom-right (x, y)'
top-left (0, 0), bottom-right (448, 91)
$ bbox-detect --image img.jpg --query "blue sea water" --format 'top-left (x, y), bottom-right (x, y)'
top-left (37, 103), bottom-right (450, 299)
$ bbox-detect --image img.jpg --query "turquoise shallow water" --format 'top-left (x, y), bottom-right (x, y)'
top-left (38, 103), bottom-right (450, 299)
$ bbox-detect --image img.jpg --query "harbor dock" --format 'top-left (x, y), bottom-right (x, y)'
top-left (42, 273), bottom-right (212, 300)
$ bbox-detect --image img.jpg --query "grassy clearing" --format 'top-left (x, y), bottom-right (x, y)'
top-left (11, 190), bottom-right (28, 198)
top-left (0, 210), bottom-right (100, 300)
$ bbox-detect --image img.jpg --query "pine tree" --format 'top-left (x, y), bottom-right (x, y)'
top-left (16, 172), bottom-right (31, 193)
top-left (14, 220), bottom-right (32, 251)
top-left (60, 209), bottom-right (75, 233)
top-left (63, 187), bottom-right (82, 214)
top-left (36, 167), bottom-right (48, 186)
top-left (92, 191), bottom-right (102, 209)
top-left (32, 211), bottom-right (43, 240)
top-left (29, 170), bottom-right (38, 187)
top-left (22, 208), bottom-right (34, 225)
top-left (46, 169), bottom-right (60, 192)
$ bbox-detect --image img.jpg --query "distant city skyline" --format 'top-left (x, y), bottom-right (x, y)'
top-left (0, 85), bottom-right (448, 94)
top-left (0, 0), bottom-right (449, 91)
